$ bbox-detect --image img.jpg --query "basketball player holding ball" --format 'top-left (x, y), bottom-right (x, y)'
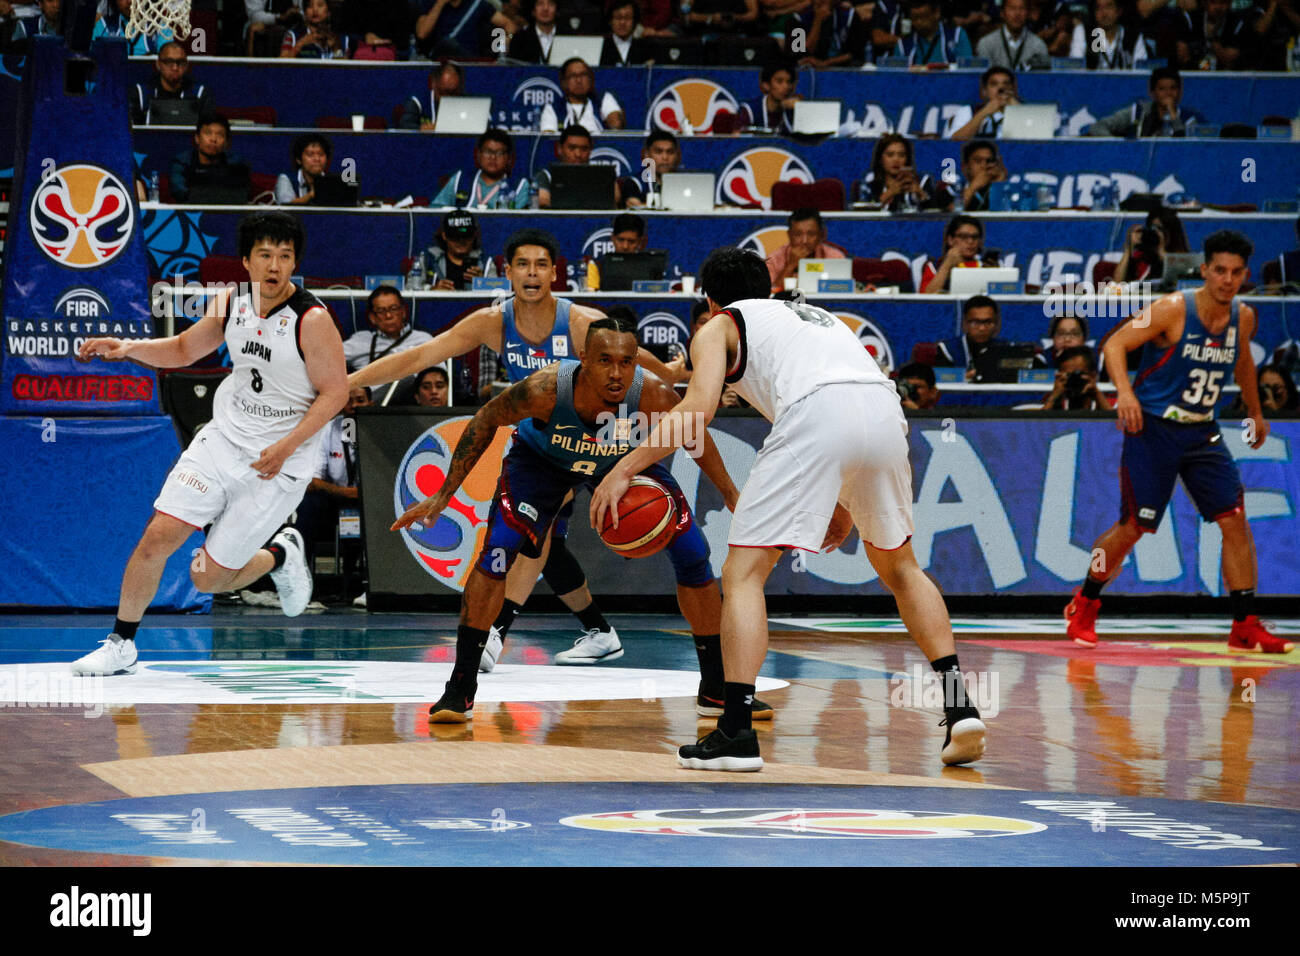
top-left (591, 247), bottom-right (987, 770)
top-left (392, 316), bottom-right (766, 724)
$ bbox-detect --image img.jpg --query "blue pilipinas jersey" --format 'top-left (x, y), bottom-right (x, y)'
top-left (515, 361), bottom-right (645, 477)
top-left (500, 297), bottom-right (575, 382)
top-left (1134, 291), bottom-right (1240, 423)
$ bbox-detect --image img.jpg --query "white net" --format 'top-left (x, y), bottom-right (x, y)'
top-left (126, 0), bottom-right (192, 40)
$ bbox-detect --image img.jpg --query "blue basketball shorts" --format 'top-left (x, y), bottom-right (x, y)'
top-left (1119, 414), bottom-right (1244, 533)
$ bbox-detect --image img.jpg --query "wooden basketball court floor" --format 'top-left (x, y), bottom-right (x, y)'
top-left (1, 609), bottom-right (1297, 867)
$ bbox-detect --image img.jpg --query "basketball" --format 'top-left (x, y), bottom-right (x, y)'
top-left (598, 475), bottom-right (678, 558)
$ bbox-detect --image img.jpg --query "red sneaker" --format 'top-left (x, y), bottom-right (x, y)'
top-left (1228, 617), bottom-right (1294, 654)
top-left (1065, 587), bottom-right (1101, 648)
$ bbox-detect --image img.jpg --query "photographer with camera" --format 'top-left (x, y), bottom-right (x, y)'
top-left (422, 210), bottom-right (497, 291)
top-left (1113, 208), bottom-right (1190, 284)
top-left (896, 362), bottom-right (942, 410)
top-left (1042, 345), bottom-right (1107, 411)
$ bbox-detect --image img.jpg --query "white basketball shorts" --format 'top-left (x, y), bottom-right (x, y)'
top-left (727, 381), bottom-right (915, 552)
top-left (153, 425), bottom-right (310, 569)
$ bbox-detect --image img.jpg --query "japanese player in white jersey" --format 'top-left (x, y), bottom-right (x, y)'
top-left (69, 211), bottom-right (349, 677)
top-left (591, 247), bottom-right (987, 771)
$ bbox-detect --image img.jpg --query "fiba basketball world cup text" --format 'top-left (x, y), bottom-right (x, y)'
top-left (593, 409), bottom-right (708, 458)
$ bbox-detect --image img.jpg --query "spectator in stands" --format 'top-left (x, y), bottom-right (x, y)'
top-left (638, 0), bottom-right (682, 34)
top-left (856, 132), bottom-right (950, 212)
top-left (245, 0), bottom-right (304, 57)
top-left (341, 0), bottom-right (415, 59)
top-left (411, 367), bottom-right (452, 407)
top-left (17, 0), bottom-right (61, 41)
top-left (508, 0), bottom-right (561, 62)
top-left (1260, 214), bottom-right (1300, 291)
top-left (741, 61), bottom-right (801, 132)
top-left (1257, 365), bottom-right (1300, 411)
top-left (280, 0), bottom-right (352, 58)
top-left (1043, 315), bottom-right (1090, 367)
top-left (131, 41), bottom-right (213, 125)
top-left (415, 0), bottom-right (514, 58)
top-left (294, 384), bottom-right (371, 566)
top-left (896, 361), bottom-right (941, 410)
top-left (682, 0), bottom-right (761, 36)
top-left (422, 210), bottom-right (498, 290)
top-left (343, 286), bottom-right (434, 374)
top-left (620, 130), bottom-right (681, 207)
top-left (539, 57), bottom-right (627, 133)
top-left (274, 133), bottom-right (332, 206)
top-left (955, 139), bottom-right (1007, 212)
top-left (400, 61), bottom-right (466, 131)
top-left (921, 215), bottom-right (992, 293)
top-left (602, 0), bottom-right (653, 64)
top-left (1030, 0), bottom-right (1080, 57)
top-left (1112, 208), bottom-right (1191, 282)
top-left (949, 66), bottom-right (1020, 140)
top-left (894, 0), bottom-right (972, 65)
top-left (534, 125), bottom-right (629, 207)
top-left (1177, 0), bottom-right (1249, 70)
top-left (977, 0), bottom-right (1051, 69)
top-left (1069, 0), bottom-right (1148, 69)
top-left (948, 0), bottom-right (996, 37)
top-left (168, 113), bottom-right (244, 202)
top-left (796, 0), bottom-right (878, 68)
top-left (95, 0), bottom-right (171, 55)
top-left (1252, 0), bottom-right (1300, 71)
top-left (935, 294), bottom-right (1006, 378)
top-left (432, 129), bottom-right (532, 209)
top-left (1042, 346), bottom-right (1107, 410)
top-left (765, 208), bottom-right (847, 291)
top-left (1087, 66), bottom-right (1204, 136)
top-left (587, 212), bottom-right (648, 290)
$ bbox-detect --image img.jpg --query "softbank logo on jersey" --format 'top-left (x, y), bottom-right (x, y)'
top-left (49, 886), bottom-right (151, 936)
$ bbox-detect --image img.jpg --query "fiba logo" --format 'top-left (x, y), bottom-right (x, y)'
top-left (637, 311), bottom-right (689, 349)
top-left (589, 147), bottom-right (633, 177)
top-left (737, 226), bottom-right (790, 260)
top-left (583, 227), bottom-right (614, 262)
top-left (561, 808), bottom-right (1047, 839)
top-left (54, 287), bottom-right (111, 319)
top-left (30, 164), bottom-right (135, 269)
top-left (646, 80), bottom-right (738, 135)
top-left (501, 76), bottom-right (563, 130)
top-left (719, 149), bottom-right (813, 210)
top-left (835, 312), bottom-right (895, 370)
top-left (394, 418), bottom-right (511, 591)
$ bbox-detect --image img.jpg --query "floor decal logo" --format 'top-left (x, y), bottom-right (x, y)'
top-left (559, 808), bottom-right (1046, 839)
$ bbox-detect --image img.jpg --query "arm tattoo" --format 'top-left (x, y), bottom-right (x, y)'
top-left (437, 371), bottom-right (555, 500)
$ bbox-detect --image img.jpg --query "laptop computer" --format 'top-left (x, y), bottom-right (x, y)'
top-left (148, 97), bottom-right (201, 126)
top-left (974, 343), bottom-right (1041, 384)
top-left (548, 163), bottom-right (616, 209)
top-left (598, 251), bottom-right (669, 292)
top-left (310, 173), bottom-right (359, 207)
top-left (797, 257), bottom-right (853, 292)
top-left (1000, 103), bottom-right (1059, 140)
top-left (949, 266), bottom-right (1021, 296)
top-left (435, 96), bottom-right (492, 134)
top-left (792, 100), bottom-right (841, 136)
top-left (186, 163), bottom-right (251, 204)
top-left (659, 172), bottom-right (715, 212)
top-left (548, 35), bottom-right (605, 67)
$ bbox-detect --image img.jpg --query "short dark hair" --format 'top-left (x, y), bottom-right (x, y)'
top-left (897, 362), bottom-right (936, 389)
top-left (760, 61), bottom-right (797, 84)
top-left (477, 128), bottom-right (513, 154)
top-left (962, 294), bottom-right (1000, 320)
top-left (431, 60), bottom-right (463, 82)
top-left (290, 132), bottom-right (332, 166)
top-left (961, 139), bottom-right (998, 164)
top-left (607, 0), bottom-right (639, 23)
top-left (908, 0), bottom-right (937, 12)
top-left (237, 210), bottom-right (305, 258)
top-left (157, 40), bottom-right (186, 59)
top-left (690, 299), bottom-right (712, 323)
top-left (505, 228), bottom-right (560, 263)
top-left (1203, 229), bottom-right (1253, 263)
top-left (611, 212), bottom-right (646, 237)
top-left (195, 111), bottom-right (230, 136)
top-left (787, 207), bottom-right (823, 229)
top-left (367, 284), bottom-right (406, 313)
top-left (600, 304), bottom-right (640, 326)
top-left (981, 66), bottom-right (1015, 89)
top-left (645, 129), bottom-right (678, 152)
top-left (700, 247), bottom-right (772, 308)
top-left (416, 366), bottom-right (449, 387)
top-left (945, 214), bottom-right (984, 246)
top-left (558, 124), bottom-right (593, 144)
top-left (1049, 314), bottom-right (1089, 339)
top-left (1055, 345), bottom-right (1097, 372)
top-left (559, 56), bottom-right (592, 78)
top-left (1149, 65), bottom-right (1182, 90)
top-left (585, 314), bottom-right (639, 342)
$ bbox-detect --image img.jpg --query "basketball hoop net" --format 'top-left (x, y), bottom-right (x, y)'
top-left (126, 0), bottom-right (192, 40)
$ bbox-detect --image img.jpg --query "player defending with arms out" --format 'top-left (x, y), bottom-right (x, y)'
top-left (1065, 230), bottom-right (1292, 653)
top-left (392, 316), bottom-right (757, 722)
top-left (70, 211), bottom-right (348, 676)
top-left (592, 248), bottom-right (987, 771)
top-left (351, 228), bottom-right (683, 668)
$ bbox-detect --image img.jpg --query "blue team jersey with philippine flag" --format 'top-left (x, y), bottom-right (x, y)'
top-left (1134, 290), bottom-right (1240, 423)
top-left (500, 297), bottom-right (575, 382)
top-left (515, 360), bottom-right (645, 477)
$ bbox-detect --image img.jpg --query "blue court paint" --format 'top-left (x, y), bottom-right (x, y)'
top-left (1, 785), bottom-right (1294, 866)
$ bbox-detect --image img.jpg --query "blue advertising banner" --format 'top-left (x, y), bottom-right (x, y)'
top-left (1, 37), bottom-right (160, 416)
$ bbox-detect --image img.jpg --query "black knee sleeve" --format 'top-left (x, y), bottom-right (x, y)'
top-left (541, 535), bottom-right (587, 596)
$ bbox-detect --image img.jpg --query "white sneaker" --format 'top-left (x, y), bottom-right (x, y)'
top-left (555, 627), bottom-right (623, 664)
top-left (479, 626), bottom-right (504, 673)
top-left (268, 527), bottom-right (312, 617)
top-left (71, 634), bottom-right (137, 676)
top-left (352, 592), bottom-right (368, 608)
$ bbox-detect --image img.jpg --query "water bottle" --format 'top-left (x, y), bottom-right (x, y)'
top-left (407, 252), bottom-right (425, 292)
top-left (147, 171), bottom-right (160, 203)
top-left (529, 181), bottom-right (539, 210)
top-left (899, 189), bottom-right (919, 213)
top-left (1090, 180), bottom-right (1115, 211)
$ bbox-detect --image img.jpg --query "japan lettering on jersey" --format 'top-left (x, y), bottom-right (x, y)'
top-left (500, 296), bottom-right (574, 381)
top-left (1134, 291), bottom-right (1239, 423)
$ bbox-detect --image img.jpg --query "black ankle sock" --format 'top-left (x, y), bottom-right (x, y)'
top-left (575, 602), bottom-right (610, 634)
top-left (1229, 589), bottom-right (1255, 623)
top-left (1081, 575), bottom-right (1106, 601)
top-left (493, 599), bottom-right (522, 636)
top-left (451, 625), bottom-right (488, 688)
top-left (266, 543), bottom-right (287, 570)
top-left (930, 655), bottom-right (972, 712)
top-left (113, 618), bottom-right (139, 641)
top-left (720, 682), bottom-right (755, 736)
top-left (693, 634), bottom-right (724, 691)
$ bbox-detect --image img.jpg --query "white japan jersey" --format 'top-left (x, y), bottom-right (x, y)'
top-left (721, 298), bottom-right (891, 422)
top-left (210, 286), bottom-right (324, 477)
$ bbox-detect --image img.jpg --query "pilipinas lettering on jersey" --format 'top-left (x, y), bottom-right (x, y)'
top-left (500, 297), bottom-right (575, 381)
top-left (514, 360), bottom-right (645, 477)
top-left (720, 298), bottom-right (891, 422)
top-left (210, 286), bottom-right (325, 476)
top-left (1134, 290), bottom-right (1239, 423)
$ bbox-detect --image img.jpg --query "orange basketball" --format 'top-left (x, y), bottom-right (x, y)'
top-left (599, 475), bottom-right (678, 559)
